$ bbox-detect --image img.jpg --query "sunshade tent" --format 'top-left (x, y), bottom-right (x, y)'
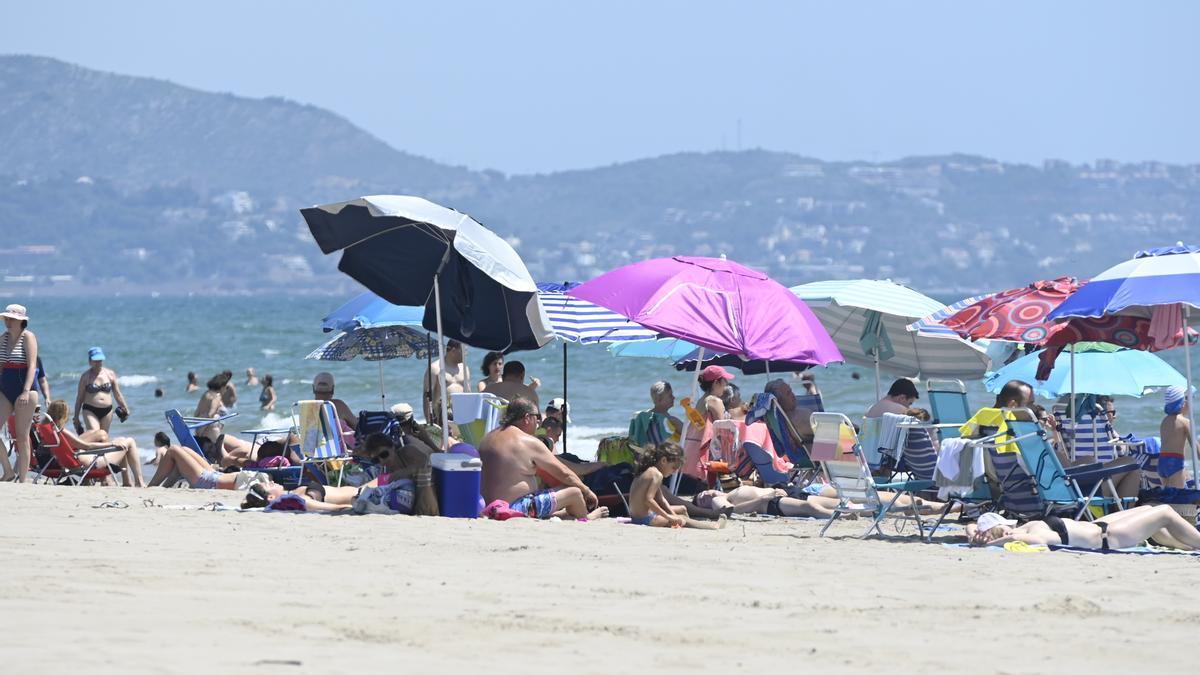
top-left (1047, 244), bottom-right (1200, 479)
top-left (302, 196), bottom-right (554, 446)
top-left (791, 279), bottom-right (990, 397)
top-left (984, 343), bottom-right (1186, 399)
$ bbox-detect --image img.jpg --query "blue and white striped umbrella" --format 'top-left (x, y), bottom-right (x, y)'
top-left (536, 282), bottom-right (658, 344)
top-left (1047, 244), bottom-right (1200, 324)
top-left (305, 325), bottom-right (432, 362)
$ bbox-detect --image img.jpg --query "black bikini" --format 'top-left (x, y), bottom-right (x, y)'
top-left (1040, 515), bottom-right (1110, 550)
top-left (82, 380), bottom-right (115, 419)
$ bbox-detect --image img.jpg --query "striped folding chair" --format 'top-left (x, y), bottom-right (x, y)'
top-left (811, 412), bottom-right (934, 539)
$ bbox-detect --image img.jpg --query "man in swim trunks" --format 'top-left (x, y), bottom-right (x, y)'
top-left (478, 397), bottom-right (606, 520)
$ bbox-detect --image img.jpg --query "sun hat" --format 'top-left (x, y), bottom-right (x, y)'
top-left (546, 397), bottom-right (571, 423)
top-left (312, 372), bottom-right (335, 392)
top-left (1165, 385), bottom-right (1188, 415)
top-left (699, 365), bottom-right (735, 383)
top-left (976, 511), bottom-right (1017, 532)
top-left (1, 304), bottom-right (28, 322)
top-left (390, 402), bottom-right (415, 423)
top-left (87, 346), bottom-right (106, 362)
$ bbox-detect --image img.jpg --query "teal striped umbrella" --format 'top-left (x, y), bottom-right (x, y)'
top-left (792, 279), bottom-right (991, 395)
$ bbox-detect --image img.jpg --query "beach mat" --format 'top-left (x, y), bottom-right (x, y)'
top-left (942, 542), bottom-right (1200, 556)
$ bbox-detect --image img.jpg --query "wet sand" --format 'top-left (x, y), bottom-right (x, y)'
top-left (1, 483), bottom-right (1197, 674)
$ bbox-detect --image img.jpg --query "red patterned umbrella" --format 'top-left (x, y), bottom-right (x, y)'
top-left (940, 277), bottom-right (1081, 343)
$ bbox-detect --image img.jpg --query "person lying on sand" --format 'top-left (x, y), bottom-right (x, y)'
top-left (692, 485), bottom-right (852, 519)
top-left (965, 505), bottom-right (1200, 551)
top-left (479, 397), bottom-right (607, 520)
top-left (44, 399), bottom-right (146, 487)
top-left (629, 443), bottom-right (726, 529)
top-left (146, 441), bottom-right (265, 491)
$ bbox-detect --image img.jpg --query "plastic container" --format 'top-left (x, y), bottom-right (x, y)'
top-left (431, 452), bottom-right (483, 518)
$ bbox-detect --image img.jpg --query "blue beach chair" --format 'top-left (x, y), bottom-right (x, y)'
top-left (164, 409), bottom-right (238, 461)
top-left (926, 379), bottom-right (970, 439)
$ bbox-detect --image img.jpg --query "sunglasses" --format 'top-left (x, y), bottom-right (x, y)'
top-left (376, 449), bottom-right (391, 461)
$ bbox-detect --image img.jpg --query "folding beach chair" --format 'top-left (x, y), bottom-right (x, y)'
top-left (705, 420), bottom-right (740, 488)
top-left (451, 392), bottom-right (505, 447)
top-left (292, 400), bottom-right (352, 486)
top-left (1060, 414), bottom-right (1123, 463)
top-left (745, 393), bottom-right (817, 482)
top-left (810, 412), bottom-right (934, 539)
top-left (164, 408), bottom-right (239, 461)
top-left (895, 425), bottom-right (938, 482)
top-left (1001, 411), bottom-right (1125, 519)
top-left (926, 379), bottom-right (970, 439)
top-left (32, 423), bottom-right (123, 486)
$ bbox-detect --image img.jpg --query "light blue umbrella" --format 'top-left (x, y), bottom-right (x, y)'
top-left (609, 338), bottom-right (701, 361)
top-left (321, 291), bottom-right (425, 332)
top-left (984, 343), bottom-right (1186, 399)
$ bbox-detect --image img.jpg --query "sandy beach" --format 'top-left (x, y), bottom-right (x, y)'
top-left (1, 484), bottom-right (1197, 674)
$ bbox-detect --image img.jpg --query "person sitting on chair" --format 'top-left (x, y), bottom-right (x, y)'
top-left (865, 378), bottom-right (920, 418)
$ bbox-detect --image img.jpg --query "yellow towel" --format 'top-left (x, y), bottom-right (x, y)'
top-left (297, 400), bottom-right (330, 458)
top-left (1003, 541), bottom-right (1048, 553)
top-left (960, 408), bottom-right (1021, 453)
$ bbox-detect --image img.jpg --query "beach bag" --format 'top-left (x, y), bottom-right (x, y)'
top-left (597, 435), bottom-right (637, 466)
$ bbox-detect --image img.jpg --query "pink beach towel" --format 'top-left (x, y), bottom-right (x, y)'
top-left (1150, 304), bottom-right (1185, 350)
top-left (481, 500), bottom-right (526, 521)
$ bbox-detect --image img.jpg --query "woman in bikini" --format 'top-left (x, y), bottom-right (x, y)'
top-left (73, 346), bottom-right (130, 435)
top-left (45, 399), bottom-right (146, 487)
top-left (258, 374), bottom-right (276, 411)
top-left (0, 304), bottom-right (39, 482)
top-left (966, 505), bottom-right (1200, 551)
top-left (477, 351), bottom-right (504, 392)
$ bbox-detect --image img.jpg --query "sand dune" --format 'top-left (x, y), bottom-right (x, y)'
top-left (1, 483), bottom-right (1197, 674)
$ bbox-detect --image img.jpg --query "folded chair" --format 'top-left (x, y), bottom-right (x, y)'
top-left (704, 420), bottom-right (740, 489)
top-left (926, 379), bottom-right (971, 438)
top-left (810, 412), bottom-right (934, 539)
top-left (32, 423), bottom-right (123, 486)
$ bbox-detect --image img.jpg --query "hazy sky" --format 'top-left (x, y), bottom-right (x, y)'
top-left (4, 1), bottom-right (1197, 174)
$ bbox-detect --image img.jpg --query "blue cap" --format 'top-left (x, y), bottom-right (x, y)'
top-left (87, 346), bottom-right (106, 362)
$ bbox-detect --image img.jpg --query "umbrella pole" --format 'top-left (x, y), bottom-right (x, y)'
top-left (1069, 344), bottom-right (1076, 462)
top-left (1184, 306), bottom-right (1198, 483)
top-left (562, 342), bottom-right (568, 454)
top-left (674, 347), bottom-right (706, 495)
top-left (873, 319), bottom-right (882, 401)
top-left (378, 362), bottom-right (386, 409)
top-left (433, 276), bottom-right (450, 451)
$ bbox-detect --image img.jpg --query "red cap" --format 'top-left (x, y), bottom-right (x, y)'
top-left (699, 365), bottom-right (735, 383)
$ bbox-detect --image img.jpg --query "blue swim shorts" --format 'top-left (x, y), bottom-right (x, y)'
top-left (1159, 454), bottom-right (1185, 479)
top-left (510, 490), bottom-right (558, 519)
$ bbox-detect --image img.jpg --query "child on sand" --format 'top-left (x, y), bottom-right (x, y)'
top-left (628, 443), bottom-right (726, 530)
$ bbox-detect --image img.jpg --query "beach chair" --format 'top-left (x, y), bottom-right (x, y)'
top-left (164, 408), bottom-right (238, 461)
top-left (451, 392), bottom-right (505, 448)
top-left (896, 425), bottom-right (939, 482)
top-left (31, 423), bottom-right (123, 486)
top-left (628, 410), bottom-right (672, 447)
top-left (1060, 414), bottom-right (1121, 464)
top-left (745, 393), bottom-right (817, 481)
top-left (997, 412), bottom-right (1124, 519)
top-left (705, 420), bottom-right (740, 488)
top-left (810, 412), bottom-right (935, 538)
top-left (926, 379), bottom-right (970, 439)
top-left (291, 400), bottom-right (352, 486)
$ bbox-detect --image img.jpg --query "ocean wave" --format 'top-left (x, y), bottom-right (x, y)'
top-left (257, 412), bottom-right (294, 431)
top-left (261, 348), bottom-right (281, 357)
top-left (118, 374), bottom-right (160, 388)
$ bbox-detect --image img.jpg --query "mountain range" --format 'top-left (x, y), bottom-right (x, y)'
top-left (1, 54), bottom-right (1197, 298)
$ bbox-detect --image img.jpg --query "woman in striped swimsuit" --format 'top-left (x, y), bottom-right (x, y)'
top-left (0, 304), bottom-right (40, 483)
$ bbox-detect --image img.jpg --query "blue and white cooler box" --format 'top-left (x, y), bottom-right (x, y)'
top-left (431, 452), bottom-right (483, 518)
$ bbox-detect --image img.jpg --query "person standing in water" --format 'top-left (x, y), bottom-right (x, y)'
top-left (1159, 385), bottom-right (1193, 489)
top-left (73, 346), bottom-right (131, 435)
top-left (424, 340), bottom-right (470, 425)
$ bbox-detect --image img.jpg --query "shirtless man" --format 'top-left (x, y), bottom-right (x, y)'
top-left (220, 369), bottom-right (238, 410)
top-left (478, 398), bottom-right (605, 520)
top-left (865, 378), bottom-right (920, 418)
top-left (482, 360), bottom-right (539, 409)
top-left (1160, 385), bottom-right (1193, 489)
top-left (424, 340), bottom-right (469, 424)
top-left (312, 371), bottom-right (357, 431)
top-left (764, 379), bottom-right (812, 446)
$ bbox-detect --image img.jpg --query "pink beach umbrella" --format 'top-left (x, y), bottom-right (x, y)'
top-left (568, 256), bottom-right (842, 366)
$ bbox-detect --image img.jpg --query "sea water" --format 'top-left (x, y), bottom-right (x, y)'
top-left (4, 295), bottom-right (1189, 464)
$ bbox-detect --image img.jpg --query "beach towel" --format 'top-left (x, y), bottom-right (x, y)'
top-left (481, 499), bottom-right (526, 520)
top-left (935, 438), bottom-right (980, 499)
top-left (878, 413), bottom-right (913, 463)
top-left (960, 408), bottom-right (1020, 453)
top-left (628, 410), bottom-right (671, 447)
top-left (297, 400), bottom-right (336, 458)
top-left (738, 420), bottom-right (791, 475)
top-left (265, 494), bottom-right (308, 512)
top-left (1150, 303), bottom-right (1185, 350)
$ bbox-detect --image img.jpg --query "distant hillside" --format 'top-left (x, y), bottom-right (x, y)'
top-left (1, 55), bottom-right (1198, 297)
